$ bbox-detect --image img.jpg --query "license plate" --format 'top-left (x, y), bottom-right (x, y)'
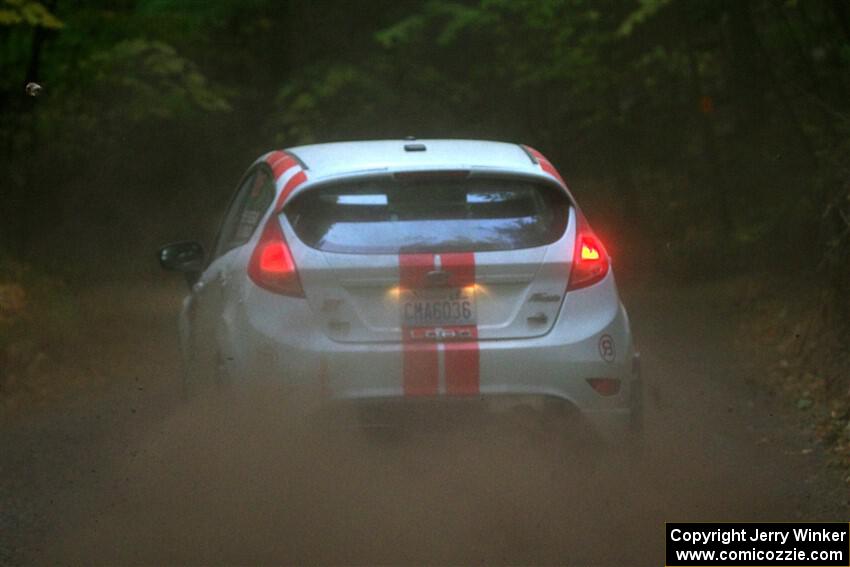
top-left (401, 287), bottom-right (476, 327)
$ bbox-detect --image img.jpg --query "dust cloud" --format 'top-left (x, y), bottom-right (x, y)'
top-left (4, 281), bottom-right (845, 566)
top-left (46, 380), bottom-right (627, 565)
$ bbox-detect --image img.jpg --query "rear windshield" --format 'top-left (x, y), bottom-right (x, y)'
top-left (284, 176), bottom-right (570, 254)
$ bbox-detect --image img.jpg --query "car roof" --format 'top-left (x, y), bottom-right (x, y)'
top-left (285, 139), bottom-right (540, 179)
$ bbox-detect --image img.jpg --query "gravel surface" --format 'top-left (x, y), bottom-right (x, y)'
top-left (1, 279), bottom-right (847, 565)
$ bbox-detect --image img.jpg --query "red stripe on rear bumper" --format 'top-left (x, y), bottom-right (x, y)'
top-left (440, 252), bottom-right (479, 396)
top-left (444, 326), bottom-right (479, 396)
top-left (399, 254), bottom-right (439, 397)
top-left (403, 342), bottom-right (440, 397)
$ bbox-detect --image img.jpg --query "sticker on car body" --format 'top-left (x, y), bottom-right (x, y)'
top-left (599, 334), bottom-right (616, 363)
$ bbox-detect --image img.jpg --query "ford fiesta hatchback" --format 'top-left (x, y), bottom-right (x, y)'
top-left (159, 139), bottom-right (641, 440)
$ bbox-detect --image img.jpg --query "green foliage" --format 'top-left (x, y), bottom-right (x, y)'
top-left (0, 0), bottom-right (847, 418)
top-left (376, 1), bottom-right (498, 48)
top-left (0, 0), bottom-right (62, 29)
top-left (77, 38), bottom-right (230, 121)
top-left (274, 64), bottom-right (396, 145)
top-left (618, 0), bottom-right (672, 36)
top-left (0, 0), bottom-right (848, 292)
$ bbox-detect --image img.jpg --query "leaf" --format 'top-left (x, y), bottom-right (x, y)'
top-left (0, 8), bottom-right (23, 25)
top-left (375, 12), bottom-right (427, 47)
top-left (73, 38), bottom-right (230, 121)
top-left (618, 0), bottom-right (672, 37)
top-left (20, 1), bottom-right (63, 28)
top-left (0, 0), bottom-right (63, 28)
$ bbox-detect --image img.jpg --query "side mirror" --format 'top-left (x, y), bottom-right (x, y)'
top-left (158, 241), bottom-right (205, 285)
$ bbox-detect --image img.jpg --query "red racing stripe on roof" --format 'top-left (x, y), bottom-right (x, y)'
top-left (271, 155), bottom-right (297, 180)
top-left (265, 150), bottom-right (306, 211)
top-left (274, 170), bottom-right (307, 211)
top-left (264, 151), bottom-right (292, 177)
top-left (523, 145), bottom-right (566, 186)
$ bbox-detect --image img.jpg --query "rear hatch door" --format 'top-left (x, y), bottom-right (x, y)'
top-left (283, 172), bottom-right (573, 343)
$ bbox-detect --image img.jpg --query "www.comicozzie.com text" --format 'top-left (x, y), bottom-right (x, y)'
top-left (670, 527), bottom-right (848, 546)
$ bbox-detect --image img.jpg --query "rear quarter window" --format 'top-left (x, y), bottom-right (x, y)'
top-left (212, 168), bottom-right (274, 259)
top-left (284, 176), bottom-right (570, 254)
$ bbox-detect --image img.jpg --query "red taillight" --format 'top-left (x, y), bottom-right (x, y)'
top-left (567, 214), bottom-right (609, 291)
top-left (248, 217), bottom-right (304, 297)
top-left (586, 378), bottom-right (621, 396)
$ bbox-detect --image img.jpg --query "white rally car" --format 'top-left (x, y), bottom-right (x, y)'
top-left (159, 139), bottom-right (641, 440)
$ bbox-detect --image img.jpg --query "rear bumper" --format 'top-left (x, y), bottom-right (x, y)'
top-left (221, 277), bottom-right (640, 439)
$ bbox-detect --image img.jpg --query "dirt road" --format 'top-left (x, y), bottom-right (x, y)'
top-left (1, 278), bottom-right (847, 565)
